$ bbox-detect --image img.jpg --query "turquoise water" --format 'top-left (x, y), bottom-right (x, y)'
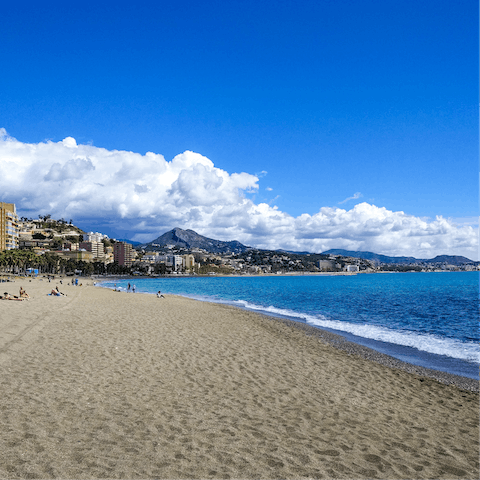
top-left (98, 272), bottom-right (479, 379)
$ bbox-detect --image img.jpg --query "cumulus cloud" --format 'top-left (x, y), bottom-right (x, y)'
top-left (44, 157), bottom-right (95, 182)
top-left (0, 130), bottom-right (477, 260)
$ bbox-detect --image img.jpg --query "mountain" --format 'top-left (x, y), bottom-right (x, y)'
top-left (321, 249), bottom-right (474, 265)
top-left (322, 249), bottom-right (418, 264)
top-left (424, 255), bottom-right (476, 265)
top-left (276, 249), bottom-right (312, 255)
top-left (140, 228), bottom-right (250, 254)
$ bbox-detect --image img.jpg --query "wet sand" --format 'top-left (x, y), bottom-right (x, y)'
top-left (0, 277), bottom-right (478, 479)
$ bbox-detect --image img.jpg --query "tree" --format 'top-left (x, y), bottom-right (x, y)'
top-left (0, 250), bottom-right (38, 274)
top-left (154, 263), bottom-right (167, 275)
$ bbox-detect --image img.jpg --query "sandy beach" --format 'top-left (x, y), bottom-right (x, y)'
top-left (0, 276), bottom-right (478, 479)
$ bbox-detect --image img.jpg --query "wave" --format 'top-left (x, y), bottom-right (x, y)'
top-left (231, 300), bottom-right (480, 364)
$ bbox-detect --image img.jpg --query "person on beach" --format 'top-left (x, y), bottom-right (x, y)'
top-left (1, 292), bottom-right (23, 301)
top-left (127, 283), bottom-right (131, 292)
top-left (19, 287), bottom-right (29, 298)
top-left (157, 290), bottom-right (164, 298)
top-left (55, 286), bottom-right (67, 296)
top-left (132, 284), bottom-right (136, 293)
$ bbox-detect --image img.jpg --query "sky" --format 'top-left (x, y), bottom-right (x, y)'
top-left (0, 0), bottom-right (478, 259)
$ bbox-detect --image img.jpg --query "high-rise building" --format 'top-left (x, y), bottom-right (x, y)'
top-left (183, 254), bottom-right (195, 270)
top-left (79, 241), bottom-right (105, 258)
top-left (0, 202), bottom-right (19, 250)
top-left (114, 242), bottom-right (133, 266)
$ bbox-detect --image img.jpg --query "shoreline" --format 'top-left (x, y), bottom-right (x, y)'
top-left (96, 277), bottom-right (479, 388)
top-left (139, 290), bottom-right (480, 392)
top-left (260, 314), bottom-right (479, 392)
top-left (0, 276), bottom-right (478, 478)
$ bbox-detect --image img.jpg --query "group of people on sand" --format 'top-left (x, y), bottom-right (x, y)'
top-left (112, 283), bottom-right (164, 298)
top-left (0, 286), bottom-right (30, 301)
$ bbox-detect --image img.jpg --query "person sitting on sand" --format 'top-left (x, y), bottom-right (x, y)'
top-left (19, 287), bottom-right (29, 298)
top-left (48, 289), bottom-right (61, 296)
top-left (157, 290), bottom-right (164, 298)
top-left (55, 286), bottom-right (67, 296)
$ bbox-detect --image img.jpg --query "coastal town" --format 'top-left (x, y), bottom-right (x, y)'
top-left (1, 201), bottom-right (478, 276)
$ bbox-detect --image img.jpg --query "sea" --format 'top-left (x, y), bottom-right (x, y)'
top-left (97, 272), bottom-right (479, 380)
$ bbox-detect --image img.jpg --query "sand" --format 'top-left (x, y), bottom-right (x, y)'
top-left (0, 276), bottom-right (478, 479)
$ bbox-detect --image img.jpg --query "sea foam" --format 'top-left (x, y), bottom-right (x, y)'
top-left (231, 299), bottom-right (480, 364)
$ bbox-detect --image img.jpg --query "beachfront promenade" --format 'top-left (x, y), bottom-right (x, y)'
top-left (0, 278), bottom-right (478, 479)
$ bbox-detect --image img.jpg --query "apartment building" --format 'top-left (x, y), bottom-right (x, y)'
top-left (183, 254), bottom-right (195, 270)
top-left (79, 241), bottom-right (105, 258)
top-left (317, 259), bottom-right (334, 271)
top-left (0, 202), bottom-right (19, 250)
top-left (83, 231), bottom-right (109, 242)
top-left (114, 242), bottom-right (133, 266)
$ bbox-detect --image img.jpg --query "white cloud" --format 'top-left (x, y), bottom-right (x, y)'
top-left (266, 187), bottom-right (273, 191)
top-left (339, 192), bottom-right (362, 204)
top-left (1, 130), bottom-right (477, 260)
top-left (448, 216), bottom-right (479, 229)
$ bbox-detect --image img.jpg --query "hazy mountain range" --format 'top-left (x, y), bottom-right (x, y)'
top-left (322, 249), bottom-right (475, 266)
top-left (138, 228), bottom-right (475, 264)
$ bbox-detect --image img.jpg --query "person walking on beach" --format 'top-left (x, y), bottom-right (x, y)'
top-left (132, 284), bottom-right (136, 293)
top-left (127, 282), bottom-right (131, 292)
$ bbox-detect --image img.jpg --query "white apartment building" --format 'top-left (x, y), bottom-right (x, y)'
top-left (345, 265), bottom-right (359, 272)
top-left (83, 231), bottom-right (109, 242)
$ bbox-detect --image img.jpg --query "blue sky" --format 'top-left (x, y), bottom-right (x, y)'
top-left (0, 0), bottom-right (478, 258)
